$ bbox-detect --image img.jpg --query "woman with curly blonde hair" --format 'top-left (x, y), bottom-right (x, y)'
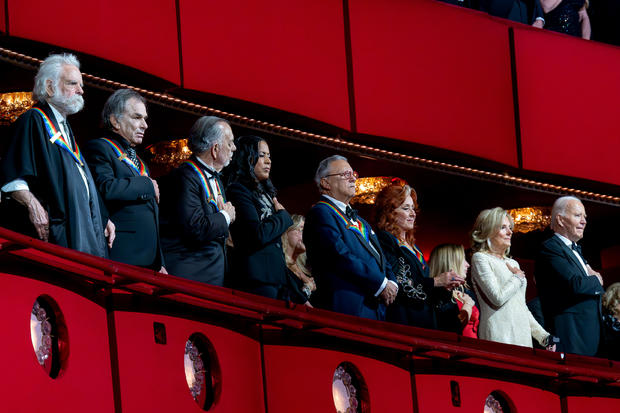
top-left (471, 207), bottom-right (556, 349)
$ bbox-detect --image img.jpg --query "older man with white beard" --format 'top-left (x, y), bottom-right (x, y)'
top-left (0, 53), bottom-right (114, 257)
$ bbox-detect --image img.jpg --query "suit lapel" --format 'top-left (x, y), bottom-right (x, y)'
top-left (320, 196), bottom-right (383, 267)
top-left (552, 236), bottom-right (588, 277)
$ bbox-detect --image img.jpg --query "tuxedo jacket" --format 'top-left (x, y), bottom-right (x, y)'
top-left (535, 235), bottom-right (604, 356)
top-left (304, 196), bottom-right (395, 320)
top-left (159, 156), bottom-right (228, 285)
top-left (84, 135), bottom-right (162, 268)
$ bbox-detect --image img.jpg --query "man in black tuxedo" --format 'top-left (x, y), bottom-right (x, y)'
top-left (1, 53), bottom-right (114, 257)
top-left (535, 196), bottom-right (604, 356)
top-left (480, 0), bottom-right (545, 27)
top-left (159, 116), bottom-right (236, 286)
top-left (304, 155), bottom-right (397, 320)
top-left (85, 89), bottom-right (165, 271)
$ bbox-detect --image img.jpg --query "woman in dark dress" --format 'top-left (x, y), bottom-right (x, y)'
top-left (602, 283), bottom-right (620, 360)
top-left (224, 136), bottom-right (307, 304)
top-left (543, 0), bottom-right (591, 38)
top-left (374, 184), bottom-right (464, 329)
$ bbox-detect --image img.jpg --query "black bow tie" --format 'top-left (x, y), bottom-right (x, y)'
top-left (345, 205), bottom-right (358, 221)
top-left (572, 242), bottom-right (583, 255)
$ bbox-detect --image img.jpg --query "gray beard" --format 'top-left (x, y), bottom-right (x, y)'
top-left (48, 93), bottom-right (84, 115)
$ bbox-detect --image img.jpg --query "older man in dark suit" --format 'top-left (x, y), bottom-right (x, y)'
top-left (535, 196), bottom-right (604, 356)
top-left (85, 89), bottom-right (165, 272)
top-left (1, 53), bottom-right (113, 257)
top-left (304, 155), bottom-right (397, 320)
top-left (159, 116), bottom-right (236, 286)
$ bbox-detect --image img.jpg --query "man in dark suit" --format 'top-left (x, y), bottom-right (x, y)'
top-left (304, 155), bottom-right (397, 320)
top-left (85, 89), bottom-right (165, 271)
top-left (535, 196), bottom-right (604, 356)
top-left (480, 0), bottom-right (545, 27)
top-left (1, 53), bottom-right (113, 257)
top-left (159, 116), bottom-right (236, 286)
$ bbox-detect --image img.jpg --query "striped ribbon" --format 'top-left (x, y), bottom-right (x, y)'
top-left (399, 240), bottom-right (427, 269)
top-left (184, 160), bottom-right (219, 209)
top-left (101, 138), bottom-right (148, 176)
top-left (33, 107), bottom-right (84, 167)
top-left (317, 200), bottom-right (370, 242)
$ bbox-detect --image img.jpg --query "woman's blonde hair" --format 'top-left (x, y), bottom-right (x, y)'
top-left (603, 283), bottom-right (620, 319)
top-left (281, 214), bottom-right (311, 277)
top-left (429, 244), bottom-right (466, 279)
top-left (470, 207), bottom-right (513, 256)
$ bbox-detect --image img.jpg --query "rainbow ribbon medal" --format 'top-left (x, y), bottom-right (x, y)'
top-left (184, 160), bottom-right (219, 210)
top-left (317, 201), bottom-right (370, 242)
top-left (101, 138), bottom-right (148, 176)
top-left (33, 108), bottom-right (84, 166)
top-left (399, 241), bottom-right (426, 269)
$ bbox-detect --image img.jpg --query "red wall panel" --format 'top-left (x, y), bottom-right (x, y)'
top-left (349, 0), bottom-right (518, 166)
top-left (263, 345), bottom-right (413, 412)
top-left (565, 395), bottom-right (620, 411)
top-left (180, 0), bottom-right (351, 130)
top-left (415, 374), bottom-right (561, 412)
top-left (114, 312), bottom-right (265, 412)
top-left (0, 273), bottom-right (114, 412)
top-left (8, 0), bottom-right (180, 84)
top-left (0, 0), bottom-right (6, 33)
top-left (515, 28), bottom-right (620, 186)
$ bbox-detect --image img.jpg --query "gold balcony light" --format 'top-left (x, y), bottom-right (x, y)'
top-left (146, 139), bottom-right (191, 171)
top-left (351, 176), bottom-right (407, 205)
top-left (507, 206), bottom-right (551, 233)
top-left (0, 92), bottom-right (34, 125)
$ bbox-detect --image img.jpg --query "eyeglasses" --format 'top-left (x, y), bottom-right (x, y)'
top-left (323, 170), bottom-right (359, 180)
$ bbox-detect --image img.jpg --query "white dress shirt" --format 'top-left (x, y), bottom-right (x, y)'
top-left (554, 233), bottom-right (589, 275)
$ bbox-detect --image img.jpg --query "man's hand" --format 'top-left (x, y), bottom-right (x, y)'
top-left (222, 201), bottom-right (236, 223)
top-left (380, 281), bottom-right (398, 305)
top-left (12, 190), bottom-right (49, 241)
top-left (105, 219), bottom-right (116, 248)
top-left (587, 265), bottom-right (603, 285)
top-left (159, 266), bottom-right (168, 274)
top-left (150, 178), bottom-right (160, 203)
top-left (532, 19), bottom-right (544, 29)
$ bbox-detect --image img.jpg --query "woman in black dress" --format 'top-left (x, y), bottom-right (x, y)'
top-left (224, 136), bottom-right (307, 304)
top-left (543, 0), bottom-right (591, 38)
top-left (374, 183), bottom-right (464, 329)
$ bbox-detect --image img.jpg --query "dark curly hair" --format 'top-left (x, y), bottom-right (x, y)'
top-left (223, 135), bottom-right (276, 197)
top-left (374, 183), bottom-right (418, 245)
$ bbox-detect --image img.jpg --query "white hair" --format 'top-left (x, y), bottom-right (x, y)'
top-left (33, 53), bottom-right (81, 101)
top-left (550, 196), bottom-right (581, 231)
top-left (314, 155), bottom-right (347, 189)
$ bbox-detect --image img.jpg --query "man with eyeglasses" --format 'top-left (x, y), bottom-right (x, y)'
top-left (304, 155), bottom-right (398, 320)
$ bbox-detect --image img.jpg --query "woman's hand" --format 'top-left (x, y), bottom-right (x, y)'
top-left (506, 263), bottom-right (525, 279)
top-left (434, 270), bottom-right (465, 290)
top-left (273, 197), bottom-right (285, 211)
